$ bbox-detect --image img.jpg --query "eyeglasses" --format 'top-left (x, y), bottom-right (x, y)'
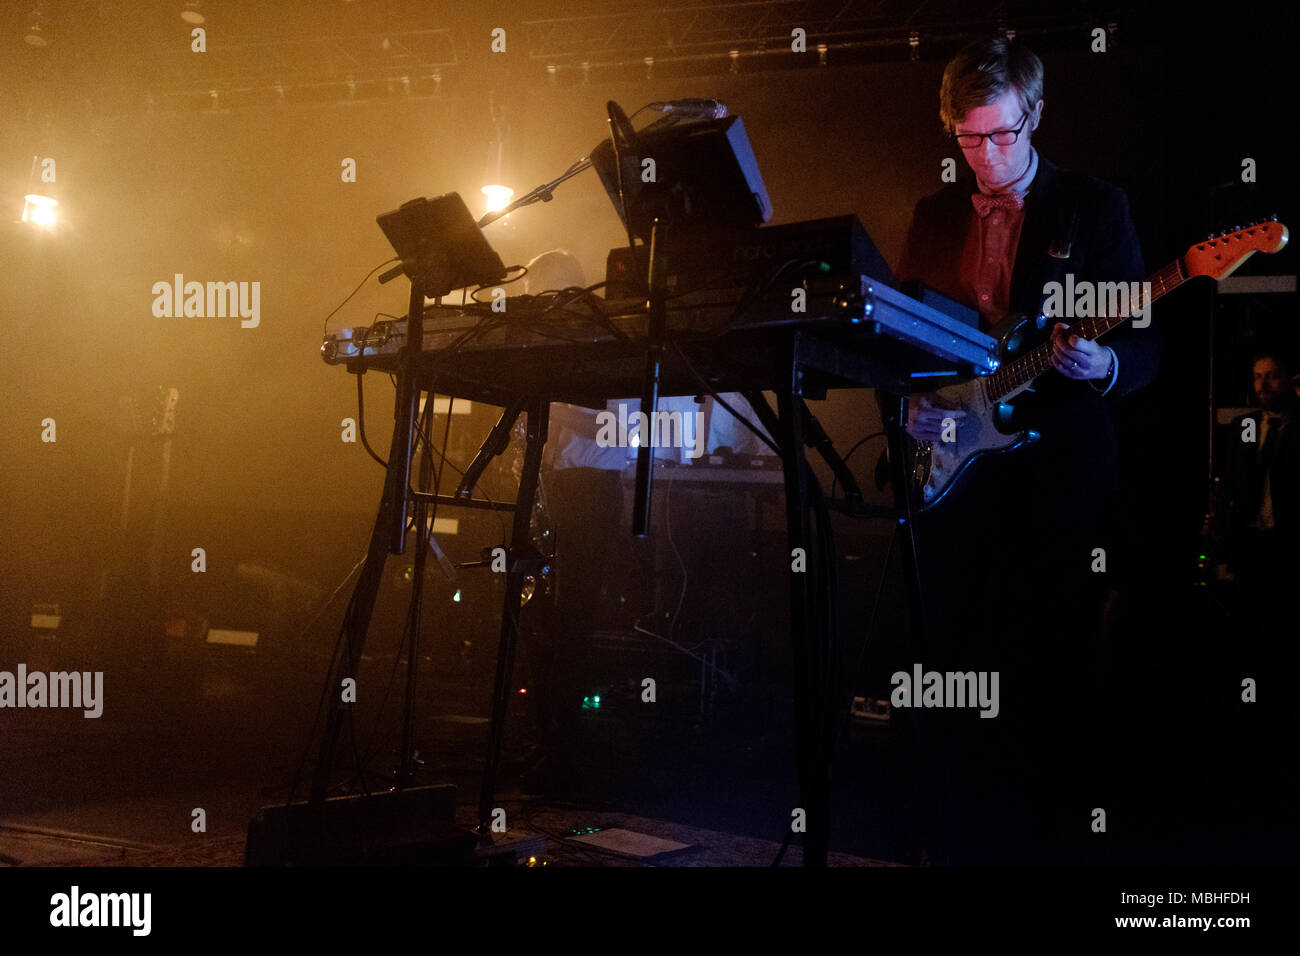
top-left (953, 112), bottom-right (1029, 149)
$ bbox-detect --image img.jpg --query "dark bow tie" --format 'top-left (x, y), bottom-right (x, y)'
top-left (971, 191), bottom-right (1025, 217)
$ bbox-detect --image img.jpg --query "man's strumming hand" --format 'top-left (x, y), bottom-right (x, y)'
top-left (1051, 322), bottom-right (1113, 380)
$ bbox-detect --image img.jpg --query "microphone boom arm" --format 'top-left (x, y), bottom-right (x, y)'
top-left (476, 157), bottom-right (594, 229)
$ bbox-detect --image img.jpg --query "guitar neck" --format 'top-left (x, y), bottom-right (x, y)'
top-left (982, 259), bottom-right (1185, 402)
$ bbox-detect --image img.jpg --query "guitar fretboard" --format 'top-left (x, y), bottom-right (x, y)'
top-left (980, 259), bottom-right (1184, 402)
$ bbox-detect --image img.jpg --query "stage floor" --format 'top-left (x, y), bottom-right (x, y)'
top-left (1, 803), bottom-right (889, 868)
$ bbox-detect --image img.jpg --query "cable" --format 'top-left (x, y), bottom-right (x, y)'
top-left (282, 554), bottom-right (366, 807)
top-left (841, 431), bottom-right (885, 467)
top-left (284, 514), bottom-right (418, 807)
top-left (724, 258), bottom-right (821, 331)
top-left (669, 342), bottom-right (780, 455)
top-left (350, 608), bottom-right (416, 788)
top-left (431, 393), bottom-right (454, 507)
top-left (355, 371), bottom-right (388, 468)
top-left (534, 284), bottom-right (627, 340)
top-left (829, 431), bottom-right (885, 499)
top-left (412, 398), bottom-right (510, 542)
top-left (663, 465), bottom-right (688, 644)
top-left (321, 257), bottom-right (400, 335)
top-left (466, 265), bottom-right (529, 304)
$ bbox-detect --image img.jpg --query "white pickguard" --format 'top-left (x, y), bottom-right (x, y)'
top-left (912, 378), bottom-right (1035, 510)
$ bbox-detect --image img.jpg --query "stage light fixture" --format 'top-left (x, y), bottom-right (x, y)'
top-left (480, 184), bottom-right (514, 214)
top-left (21, 193), bottom-right (58, 228)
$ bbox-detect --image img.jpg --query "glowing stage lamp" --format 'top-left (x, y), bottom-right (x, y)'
top-left (21, 194), bottom-right (58, 228)
top-left (480, 184), bottom-right (514, 215)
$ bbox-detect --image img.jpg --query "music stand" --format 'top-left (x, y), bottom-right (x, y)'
top-left (376, 193), bottom-right (507, 294)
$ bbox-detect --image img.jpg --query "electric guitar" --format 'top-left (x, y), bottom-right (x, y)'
top-left (909, 218), bottom-right (1289, 512)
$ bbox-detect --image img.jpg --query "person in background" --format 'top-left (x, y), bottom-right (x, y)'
top-left (1222, 351), bottom-right (1297, 669)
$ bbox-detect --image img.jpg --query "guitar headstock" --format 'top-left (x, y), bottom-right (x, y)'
top-left (1184, 217), bottom-right (1289, 281)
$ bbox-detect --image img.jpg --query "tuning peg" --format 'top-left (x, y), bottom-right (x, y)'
top-left (1233, 224), bottom-right (1241, 232)
top-left (1246, 220), bottom-right (1255, 227)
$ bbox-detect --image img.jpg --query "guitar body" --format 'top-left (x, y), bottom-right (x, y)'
top-left (910, 377), bottom-right (1037, 511)
top-left (911, 310), bottom-right (1040, 511)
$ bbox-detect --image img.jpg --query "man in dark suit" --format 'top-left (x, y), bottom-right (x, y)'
top-left (1222, 352), bottom-right (1297, 673)
top-left (894, 37), bottom-right (1162, 865)
top-left (1225, 353), bottom-right (1298, 545)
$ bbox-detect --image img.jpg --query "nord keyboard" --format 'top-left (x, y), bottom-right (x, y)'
top-left (604, 215), bottom-right (895, 300)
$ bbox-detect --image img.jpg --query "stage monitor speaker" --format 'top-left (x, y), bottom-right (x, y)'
top-left (245, 784), bottom-right (475, 866)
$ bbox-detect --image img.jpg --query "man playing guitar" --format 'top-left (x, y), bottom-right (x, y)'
top-left (895, 36), bottom-right (1162, 865)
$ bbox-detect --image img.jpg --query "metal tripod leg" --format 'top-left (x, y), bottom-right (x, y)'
top-left (746, 383), bottom-right (832, 867)
top-left (477, 397), bottom-right (549, 839)
top-left (310, 386), bottom-right (422, 805)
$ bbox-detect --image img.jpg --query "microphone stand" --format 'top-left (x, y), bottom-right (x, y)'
top-left (477, 158), bottom-right (594, 229)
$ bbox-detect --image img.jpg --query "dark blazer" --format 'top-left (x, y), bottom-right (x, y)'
top-left (897, 155), bottom-right (1163, 506)
top-left (1224, 409), bottom-right (1300, 542)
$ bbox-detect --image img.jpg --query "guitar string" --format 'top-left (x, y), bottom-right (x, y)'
top-left (979, 258), bottom-right (1184, 405)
